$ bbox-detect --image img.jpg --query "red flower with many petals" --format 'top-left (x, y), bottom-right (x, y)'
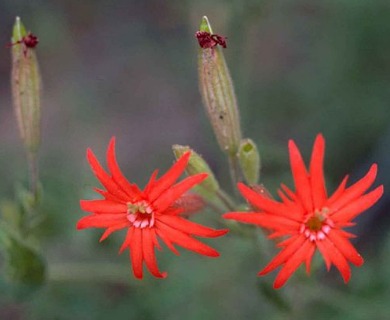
top-left (223, 134), bottom-right (383, 288)
top-left (77, 138), bottom-right (228, 279)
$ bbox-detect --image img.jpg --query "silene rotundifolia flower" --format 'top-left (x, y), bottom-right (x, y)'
top-left (77, 137), bottom-right (228, 279)
top-left (224, 134), bottom-right (383, 288)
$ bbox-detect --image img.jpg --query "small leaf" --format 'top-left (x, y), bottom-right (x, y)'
top-left (0, 222), bottom-right (46, 287)
top-left (0, 200), bottom-right (23, 231)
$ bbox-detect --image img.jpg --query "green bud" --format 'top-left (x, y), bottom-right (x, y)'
top-left (197, 16), bottom-right (242, 155)
top-left (238, 138), bottom-right (261, 185)
top-left (172, 145), bottom-right (219, 194)
top-left (11, 17), bottom-right (41, 154)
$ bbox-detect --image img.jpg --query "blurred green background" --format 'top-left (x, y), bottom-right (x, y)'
top-left (1, 0), bottom-right (390, 319)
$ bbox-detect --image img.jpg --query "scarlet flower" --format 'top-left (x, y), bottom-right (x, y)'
top-left (223, 134), bottom-right (383, 288)
top-left (77, 138), bottom-right (228, 279)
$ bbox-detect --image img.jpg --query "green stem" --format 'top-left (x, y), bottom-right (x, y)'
top-left (228, 153), bottom-right (241, 190)
top-left (204, 199), bottom-right (225, 214)
top-left (27, 151), bottom-right (38, 199)
top-left (215, 189), bottom-right (236, 211)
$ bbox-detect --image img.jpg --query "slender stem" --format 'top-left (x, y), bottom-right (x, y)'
top-left (215, 189), bottom-right (236, 211)
top-left (48, 262), bottom-right (139, 284)
top-left (228, 153), bottom-right (241, 190)
top-left (205, 199), bottom-right (225, 214)
top-left (27, 151), bottom-right (38, 199)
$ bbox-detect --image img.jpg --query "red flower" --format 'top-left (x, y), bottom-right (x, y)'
top-left (77, 137), bottom-right (228, 279)
top-left (223, 134), bottom-right (383, 288)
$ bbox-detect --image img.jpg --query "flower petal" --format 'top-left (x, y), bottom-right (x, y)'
top-left (153, 173), bottom-right (207, 212)
top-left (129, 227), bottom-right (143, 279)
top-left (142, 228), bottom-right (167, 278)
top-left (237, 183), bottom-right (303, 219)
top-left (155, 227), bottom-right (180, 255)
top-left (327, 230), bottom-right (363, 266)
top-left (223, 212), bottom-right (300, 231)
top-left (107, 137), bottom-right (142, 199)
top-left (119, 228), bottom-right (134, 254)
top-left (305, 244), bottom-right (316, 274)
top-left (158, 215), bottom-right (228, 238)
top-left (150, 228), bottom-right (162, 251)
top-left (326, 175), bottom-right (349, 206)
top-left (316, 239), bottom-right (331, 270)
top-left (329, 164), bottom-right (378, 212)
top-left (288, 139), bottom-right (313, 212)
top-left (317, 238), bottom-right (351, 283)
top-left (99, 222), bottom-right (129, 242)
top-left (309, 134), bottom-right (327, 208)
top-left (87, 148), bottom-right (128, 201)
top-left (273, 240), bottom-right (314, 289)
top-left (144, 169), bottom-right (159, 194)
top-left (280, 184), bottom-right (299, 202)
top-left (80, 199), bottom-right (127, 213)
top-left (267, 232), bottom-right (286, 239)
top-left (76, 214), bottom-right (127, 229)
top-left (277, 235), bottom-right (301, 248)
top-left (331, 185), bottom-right (383, 223)
top-left (94, 188), bottom-right (123, 202)
top-left (148, 152), bottom-right (191, 202)
top-left (277, 189), bottom-right (295, 207)
top-left (259, 235), bottom-right (306, 275)
top-left (156, 220), bottom-right (220, 257)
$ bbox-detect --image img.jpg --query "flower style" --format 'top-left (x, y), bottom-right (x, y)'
top-left (223, 134), bottom-right (383, 288)
top-left (77, 137), bottom-right (228, 279)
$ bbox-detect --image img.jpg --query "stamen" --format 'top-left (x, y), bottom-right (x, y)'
top-left (306, 216), bottom-right (322, 231)
top-left (126, 200), bottom-right (155, 228)
top-left (302, 207), bottom-right (334, 242)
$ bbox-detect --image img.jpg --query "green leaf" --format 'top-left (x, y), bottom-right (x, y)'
top-left (0, 222), bottom-right (46, 287)
top-left (0, 200), bottom-right (23, 231)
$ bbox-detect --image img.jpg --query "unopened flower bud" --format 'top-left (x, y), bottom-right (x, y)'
top-left (250, 184), bottom-right (273, 200)
top-left (173, 193), bottom-right (206, 217)
top-left (197, 16), bottom-right (241, 155)
top-left (10, 17), bottom-right (41, 153)
top-left (172, 145), bottom-right (219, 194)
top-left (238, 139), bottom-right (261, 185)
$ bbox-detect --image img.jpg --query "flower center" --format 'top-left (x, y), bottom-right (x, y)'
top-left (126, 200), bottom-right (155, 228)
top-left (306, 216), bottom-right (323, 231)
top-left (300, 207), bottom-right (333, 242)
